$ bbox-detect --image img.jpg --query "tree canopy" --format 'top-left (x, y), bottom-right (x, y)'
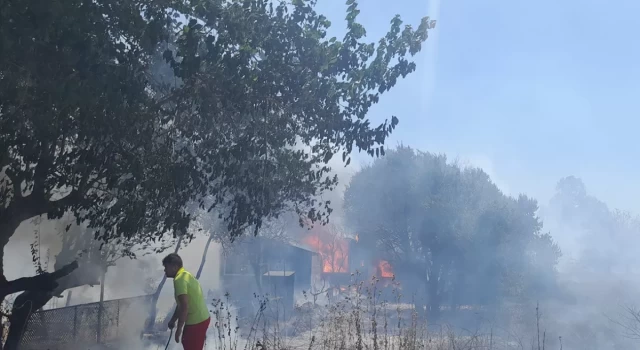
top-left (0, 0), bottom-right (434, 347)
top-left (0, 0), bottom-right (433, 281)
top-left (344, 147), bottom-right (561, 318)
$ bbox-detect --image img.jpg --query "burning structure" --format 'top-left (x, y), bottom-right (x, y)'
top-left (302, 226), bottom-right (396, 291)
top-left (220, 223), bottom-right (398, 317)
top-left (377, 259), bottom-right (394, 278)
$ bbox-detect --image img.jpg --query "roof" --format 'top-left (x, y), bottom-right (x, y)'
top-left (287, 241), bottom-right (319, 254)
top-left (255, 236), bottom-right (319, 254)
top-left (263, 271), bottom-right (295, 277)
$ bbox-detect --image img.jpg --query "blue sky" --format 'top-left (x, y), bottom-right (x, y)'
top-left (317, 0), bottom-right (640, 213)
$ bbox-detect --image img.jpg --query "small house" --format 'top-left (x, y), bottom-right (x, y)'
top-left (220, 237), bottom-right (319, 316)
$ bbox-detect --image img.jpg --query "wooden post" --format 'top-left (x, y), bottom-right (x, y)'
top-left (97, 269), bottom-right (106, 343)
top-left (73, 306), bottom-right (78, 340)
top-left (116, 299), bottom-right (120, 337)
top-left (65, 290), bottom-right (73, 307)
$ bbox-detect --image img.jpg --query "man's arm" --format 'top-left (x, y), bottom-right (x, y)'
top-left (173, 274), bottom-right (189, 341)
top-left (168, 306), bottom-right (179, 328)
top-left (176, 294), bottom-right (189, 331)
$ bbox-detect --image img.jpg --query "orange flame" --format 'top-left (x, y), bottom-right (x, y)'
top-left (304, 231), bottom-right (349, 273)
top-left (378, 260), bottom-right (394, 278)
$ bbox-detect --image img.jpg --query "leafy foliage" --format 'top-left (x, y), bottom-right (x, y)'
top-left (0, 0), bottom-right (433, 278)
top-left (0, 1), bottom-right (434, 346)
top-left (343, 147), bottom-right (561, 317)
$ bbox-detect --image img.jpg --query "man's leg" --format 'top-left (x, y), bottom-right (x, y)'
top-left (181, 318), bottom-right (211, 350)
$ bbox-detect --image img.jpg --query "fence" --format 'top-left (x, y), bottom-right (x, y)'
top-left (18, 294), bottom-right (153, 350)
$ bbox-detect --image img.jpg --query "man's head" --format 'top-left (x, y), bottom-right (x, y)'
top-left (162, 253), bottom-right (183, 278)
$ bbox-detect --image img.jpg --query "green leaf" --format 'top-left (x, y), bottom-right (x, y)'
top-left (0, 0), bottom-right (433, 294)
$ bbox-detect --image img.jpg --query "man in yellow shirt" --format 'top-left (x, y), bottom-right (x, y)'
top-left (163, 253), bottom-right (211, 350)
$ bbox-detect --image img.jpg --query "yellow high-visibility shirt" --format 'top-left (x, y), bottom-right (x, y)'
top-left (174, 267), bottom-right (210, 325)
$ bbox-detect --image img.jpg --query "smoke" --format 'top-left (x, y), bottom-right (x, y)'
top-left (13, 156), bottom-right (640, 350)
top-left (3, 208), bottom-right (223, 306)
top-left (1, 145), bottom-right (360, 348)
top-left (512, 176), bottom-right (640, 349)
top-left (5, 216), bottom-right (61, 282)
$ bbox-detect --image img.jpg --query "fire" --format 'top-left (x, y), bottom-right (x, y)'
top-left (378, 260), bottom-right (394, 278)
top-left (304, 230), bottom-right (349, 273)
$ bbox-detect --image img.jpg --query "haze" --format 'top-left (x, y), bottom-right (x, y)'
top-left (2, 0), bottom-right (639, 350)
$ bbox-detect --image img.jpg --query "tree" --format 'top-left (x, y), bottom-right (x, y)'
top-left (1, 0), bottom-right (434, 346)
top-left (4, 217), bottom-right (164, 348)
top-left (544, 176), bottom-right (638, 273)
top-left (344, 147), bottom-right (560, 319)
top-left (612, 304), bottom-right (640, 341)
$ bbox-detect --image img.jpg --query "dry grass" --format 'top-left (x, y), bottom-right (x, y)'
top-left (202, 275), bottom-right (548, 350)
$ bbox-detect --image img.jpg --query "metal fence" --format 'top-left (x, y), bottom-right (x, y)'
top-left (19, 294), bottom-right (153, 350)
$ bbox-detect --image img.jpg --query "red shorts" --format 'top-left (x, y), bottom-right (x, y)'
top-left (181, 318), bottom-right (210, 350)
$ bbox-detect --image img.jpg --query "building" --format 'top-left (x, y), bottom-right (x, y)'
top-left (220, 237), bottom-right (319, 316)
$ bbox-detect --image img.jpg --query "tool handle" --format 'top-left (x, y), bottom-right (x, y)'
top-left (165, 328), bottom-right (174, 350)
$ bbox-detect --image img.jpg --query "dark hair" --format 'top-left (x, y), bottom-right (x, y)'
top-left (162, 253), bottom-right (183, 267)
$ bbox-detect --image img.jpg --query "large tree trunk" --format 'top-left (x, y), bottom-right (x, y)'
top-left (4, 290), bottom-right (52, 350)
top-left (2, 261), bottom-right (90, 350)
top-left (0, 183), bottom-right (97, 349)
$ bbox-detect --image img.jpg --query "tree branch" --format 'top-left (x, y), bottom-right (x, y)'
top-left (152, 88), bottom-right (185, 110)
top-left (50, 266), bottom-right (100, 297)
top-left (50, 189), bottom-right (80, 211)
top-left (0, 152), bottom-right (8, 171)
top-left (31, 152), bottom-right (53, 199)
top-left (3, 169), bottom-right (21, 199)
top-left (0, 261), bottom-right (78, 298)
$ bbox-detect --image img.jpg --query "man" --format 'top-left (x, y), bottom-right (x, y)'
top-left (163, 253), bottom-right (211, 350)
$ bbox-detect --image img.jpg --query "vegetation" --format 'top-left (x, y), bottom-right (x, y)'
top-left (0, 0), bottom-right (434, 347)
top-left (545, 175), bottom-right (640, 273)
top-left (3, 0), bottom-right (639, 349)
top-left (540, 176), bottom-right (640, 349)
top-left (184, 276), bottom-right (553, 350)
top-left (343, 147), bottom-right (562, 319)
